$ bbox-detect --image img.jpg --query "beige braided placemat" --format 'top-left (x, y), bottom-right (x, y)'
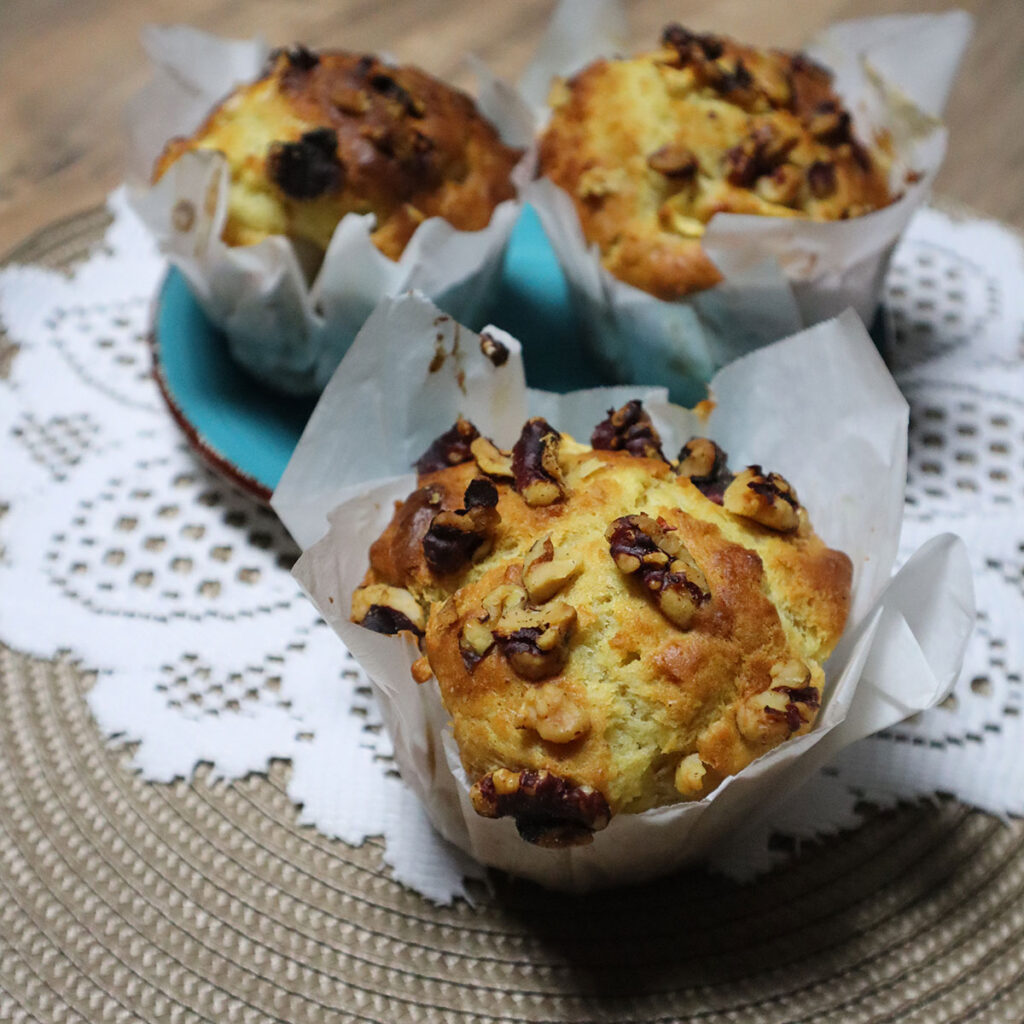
top-left (3, 211), bottom-right (1024, 1024)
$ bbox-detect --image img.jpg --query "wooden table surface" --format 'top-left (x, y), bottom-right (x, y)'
top-left (1, 0), bottom-right (1021, 257)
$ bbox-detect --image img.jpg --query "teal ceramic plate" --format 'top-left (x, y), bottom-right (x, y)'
top-left (152, 205), bottom-right (600, 501)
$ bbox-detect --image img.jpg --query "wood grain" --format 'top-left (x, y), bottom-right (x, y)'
top-left (1, 0), bottom-right (1021, 256)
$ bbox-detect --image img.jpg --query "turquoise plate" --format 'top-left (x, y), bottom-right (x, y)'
top-left (152, 205), bottom-right (602, 501)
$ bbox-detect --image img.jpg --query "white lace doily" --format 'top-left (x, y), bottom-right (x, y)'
top-left (2, 190), bottom-right (1021, 900)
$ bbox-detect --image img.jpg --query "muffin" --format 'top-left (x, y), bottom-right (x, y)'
top-left (538, 24), bottom-right (893, 300)
top-left (154, 45), bottom-right (523, 263)
top-left (350, 401), bottom-right (851, 847)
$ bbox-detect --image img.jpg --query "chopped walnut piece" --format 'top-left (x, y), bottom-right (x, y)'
top-left (470, 436), bottom-right (514, 479)
top-left (461, 582), bottom-right (577, 680)
top-left (281, 44), bottom-right (320, 71)
top-left (676, 437), bottom-right (733, 503)
top-left (351, 583), bottom-right (426, 636)
top-left (647, 143), bottom-right (699, 178)
top-left (574, 457), bottom-right (605, 480)
top-left (422, 478), bottom-right (501, 575)
top-left (415, 417), bottom-right (480, 475)
top-left (807, 101), bottom-right (851, 145)
top-left (722, 465), bottom-right (800, 532)
top-left (460, 613), bottom-right (495, 668)
top-left (410, 656), bottom-right (433, 684)
top-left (499, 605), bottom-right (577, 681)
top-left (330, 86), bottom-right (370, 115)
top-left (591, 400), bottom-right (667, 461)
top-left (520, 682), bottom-right (591, 744)
top-left (807, 160), bottom-right (838, 199)
top-left (755, 164), bottom-right (803, 206)
top-left (577, 165), bottom-right (628, 199)
top-left (723, 144), bottom-right (757, 189)
top-left (771, 657), bottom-right (814, 690)
top-left (523, 536), bottom-right (579, 604)
top-left (470, 768), bottom-right (610, 846)
top-left (736, 688), bottom-right (791, 743)
top-left (725, 123), bottom-right (799, 188)
top-left (463, 477), bottom-right (499, 510)
top-left (367, 71), bottom-right (425, 117)
top-left (605, 514), bottom-right (711, 629)
top-left (713, 56), bottom-right (754, 94)
top-left (841, 201), bottom-right (873, 219)
top-left (674, 753), bottom-right (707, 796)
top-left (661, 24), bottom-right (724, 63)
top-left (736, 660), bottom-right (820, 742)
top-left (659, 206), bottom-right (706, 238)
top-left (512, 418), bottom-right (565, 507)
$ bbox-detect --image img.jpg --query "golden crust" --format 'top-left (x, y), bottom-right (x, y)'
top-left (153, 48), bottom-right (522, 260)
top-left (352, 408), bottom-right (852, 839)
top-left (538, 26), bottom-right (893, 300)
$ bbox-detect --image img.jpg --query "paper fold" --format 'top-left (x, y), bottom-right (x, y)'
top-left (273, 292), bottom-right (975, 890)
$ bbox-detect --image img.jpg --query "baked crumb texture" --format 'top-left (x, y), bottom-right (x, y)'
top-left (538, 25), bottom-right (893, 299)
top-left (154, 47), bottom-right (522, 260)
top-left (352, 401), bottom-right (852, 847)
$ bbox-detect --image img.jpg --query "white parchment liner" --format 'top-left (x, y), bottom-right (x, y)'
top-left (272, 292), bottom-right (975, 891)
top-left (521, 0), bottom-right (973, 403)
top-left (126, 26), bottom-right (534, 395)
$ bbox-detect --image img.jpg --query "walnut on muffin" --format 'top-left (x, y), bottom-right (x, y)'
top-left (351, 400), bottom-right (851, 847)
top-left (538, 25), bottom-right (893, 300)
top-left (153, 46), bottom-right (522, 261)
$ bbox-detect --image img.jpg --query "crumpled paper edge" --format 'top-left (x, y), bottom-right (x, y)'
top-left (273, 291), bottom-right (975, 892)
top-left (126, 25), bottom-right (536, 395)
top-left (521, 0), bottom-right (971, 403)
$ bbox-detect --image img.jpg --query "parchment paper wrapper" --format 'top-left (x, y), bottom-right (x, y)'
top-left (522, 1), bottom-right (973, 403)
top-left (272, 292), bottom-right (975, 891)
top-left (126, 26), bottom-right (534, 395)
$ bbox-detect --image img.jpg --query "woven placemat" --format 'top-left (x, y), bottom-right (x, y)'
top-left (3, 211), bottom-right (1024, 1024)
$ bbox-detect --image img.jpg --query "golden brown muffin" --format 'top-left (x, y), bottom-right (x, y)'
top-left (351, 402), bottom-right (851, 847)
top-left (154, 46), bottom-right (522, 260)
top-left (538, 25), bottom-right (893, 300)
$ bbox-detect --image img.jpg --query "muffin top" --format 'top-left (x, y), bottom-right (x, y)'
top-left (153, 47), bottom-right (523, 260)
top-left (538, 25), bottom-right (893, 300)
top-left (351, 402), bottom-right (851, 847)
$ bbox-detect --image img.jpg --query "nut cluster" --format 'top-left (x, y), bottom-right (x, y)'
top-left (351, 400), bottom-right (837, 841)
top-left (606, 513), bottom-right (711, 629)
top-left (460, 566), bottom-right (577, 681)
top-left (591, 400), bottom-right (667, 461)
top-left (659, 24), bottom-right (764, 108)
top-left (422, 478), bottom-right (501, 575)
top-left (655, 26), bottom-right (874, 212)
top-left (469, 768), bottom-right (611, 847)
top-left (722, 465), bottom-right (801, 532)
top-left (724, 122), bottom-right (799, 189)
top-left (736, 659), bottom-right (821, 742)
